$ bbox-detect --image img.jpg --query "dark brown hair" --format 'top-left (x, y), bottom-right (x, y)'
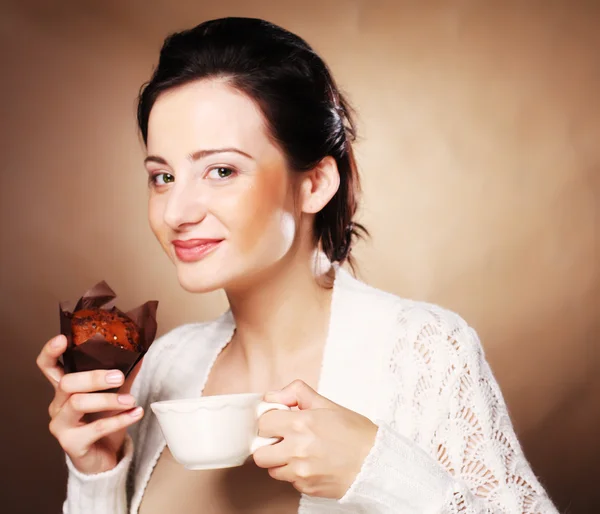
top-left (137, 17), bottom-right (367, 266)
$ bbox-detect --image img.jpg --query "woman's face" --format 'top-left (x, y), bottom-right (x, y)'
top-left (145, 79), bottom-right (302, 293)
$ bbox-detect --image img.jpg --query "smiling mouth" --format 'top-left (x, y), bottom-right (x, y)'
top-left (172, 239), bottom-right (223, 263)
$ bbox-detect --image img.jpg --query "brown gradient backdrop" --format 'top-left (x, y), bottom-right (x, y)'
top-left (1, 0), bottom-right (599, 512)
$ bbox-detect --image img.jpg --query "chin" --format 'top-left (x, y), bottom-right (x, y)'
top-left (175, 267), bottom-right (227, 294)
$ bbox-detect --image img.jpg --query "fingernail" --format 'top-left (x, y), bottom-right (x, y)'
top-left (118, 394), bottom-right (135, 406)
top-left (106, 371), bottom-right (124, 384)
top-left (51, 337), bottom-right (63, 349)
top-left (48, 370), bottom-right (62, 383)
top-left (129, 406), bottom-right (143, 417)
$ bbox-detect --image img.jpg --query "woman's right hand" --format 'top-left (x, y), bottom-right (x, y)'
top-left (37, 335), bottom-right (144, 475)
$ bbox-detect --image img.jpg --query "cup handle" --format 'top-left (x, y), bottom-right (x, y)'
top-left (250, 401), bottom-right (290, 454)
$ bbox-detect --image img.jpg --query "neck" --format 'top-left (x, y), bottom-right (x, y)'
top-left (225, 253), bottom-right (334, 363)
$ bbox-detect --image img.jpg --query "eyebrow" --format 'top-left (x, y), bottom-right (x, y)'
top-left (144, 148), bottom-right (254, 166)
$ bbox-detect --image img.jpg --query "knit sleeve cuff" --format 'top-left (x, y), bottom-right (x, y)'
top-left (64, 435), bottom-right (133, 514)
top-left (339, 422), bottom-right (453, 512)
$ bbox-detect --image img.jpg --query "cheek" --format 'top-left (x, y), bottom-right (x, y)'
top-left (232, 173), bottom-right (296, 253)
top-left (147, 195), bottom-right (165, 239)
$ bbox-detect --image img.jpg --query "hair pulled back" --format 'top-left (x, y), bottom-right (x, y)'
top-left (138, 17), bottom-right (367, 265)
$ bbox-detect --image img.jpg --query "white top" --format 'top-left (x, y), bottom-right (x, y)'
top-left (63, 267), bottom-right (557, 513)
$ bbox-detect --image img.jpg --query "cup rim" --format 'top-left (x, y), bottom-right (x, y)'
top-left (150, 392), bottom-right (264, 411)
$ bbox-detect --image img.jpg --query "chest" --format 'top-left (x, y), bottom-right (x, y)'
top-left (139, 346), bottom-right (322, 514)
top-left (131, 290), bottom-right (399, 513)
top-left (139, 446), bottom-right (300, 514)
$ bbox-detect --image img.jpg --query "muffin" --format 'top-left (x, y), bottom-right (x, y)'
top-left (59, 280), bottom-right (158, 376)
top-left (71, 307), bottom-right (140, 352)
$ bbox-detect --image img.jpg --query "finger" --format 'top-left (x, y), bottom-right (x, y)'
top-left (258, 409), bottom-right (297, 438)
top-left (55, 407), bottom-right (144, 458)
top-left (253, 440), bottom-right (290, 469)
top-left (36, 335), bottom-right (67, 386)
top-left (55, 393), bottom-right (137, 426)
top-left (60, 369), bottom-right (125, 394)
top-left (51, 369), bottom-right (126, 418)
top-left (264, 380), bottom-right (329, 410)
top-left (267, 463), bottom-right (298, 483)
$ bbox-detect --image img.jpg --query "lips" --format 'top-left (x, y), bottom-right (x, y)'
top-left (171, 239), bottom-right (223, 263)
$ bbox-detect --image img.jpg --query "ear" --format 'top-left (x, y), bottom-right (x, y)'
top-left (299, 156), bottom-right (340, 214)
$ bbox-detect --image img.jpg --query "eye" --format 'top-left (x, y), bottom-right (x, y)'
top-left (206, 167), bottom-right (235, 180)
top-left (150, 172), bottom-right (175, 186)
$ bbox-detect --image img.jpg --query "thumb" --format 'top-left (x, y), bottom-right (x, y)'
top-left (264, 380), bottom-right (331, 410)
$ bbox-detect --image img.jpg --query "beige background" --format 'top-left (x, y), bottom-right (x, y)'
top-left (1, 0), bottom-right (599, 512)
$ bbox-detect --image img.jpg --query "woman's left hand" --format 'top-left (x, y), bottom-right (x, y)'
top-left (253, 379), bottom-right (378, 499)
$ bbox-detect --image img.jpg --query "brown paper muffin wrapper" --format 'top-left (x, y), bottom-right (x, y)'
top-left (59, 281), bottom-right (158, 384)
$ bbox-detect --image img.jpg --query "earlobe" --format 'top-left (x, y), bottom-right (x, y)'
top-left (301, 156), bottom-right (340, 214)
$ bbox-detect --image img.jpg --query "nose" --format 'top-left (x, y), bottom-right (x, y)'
top-left (163, 180), bottom-right (207, 230)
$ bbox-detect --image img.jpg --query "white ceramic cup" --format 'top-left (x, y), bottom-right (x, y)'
top-left (150, 393), bottom-right (290, 470)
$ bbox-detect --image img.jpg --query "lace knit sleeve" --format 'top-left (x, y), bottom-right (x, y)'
top-left (413, 309), bottom-right (557, 512)
top-left (340, 305), bottom-right (558, 513)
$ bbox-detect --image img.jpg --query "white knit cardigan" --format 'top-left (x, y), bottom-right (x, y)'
top-left (64, 266), bottom-right (558, 513)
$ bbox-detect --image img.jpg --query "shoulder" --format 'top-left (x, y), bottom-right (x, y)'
top-left (395, 298), bottom-right (477, 345)
top-left (339, 268), bottom-right (483, 365)
top-left (392, 299), bottom-right (484, 370)
top-left (353, 279), bottom-right (495, 415)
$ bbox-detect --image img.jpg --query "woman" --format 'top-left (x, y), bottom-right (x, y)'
top-left (37, 17), bottom-right (557, 513)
